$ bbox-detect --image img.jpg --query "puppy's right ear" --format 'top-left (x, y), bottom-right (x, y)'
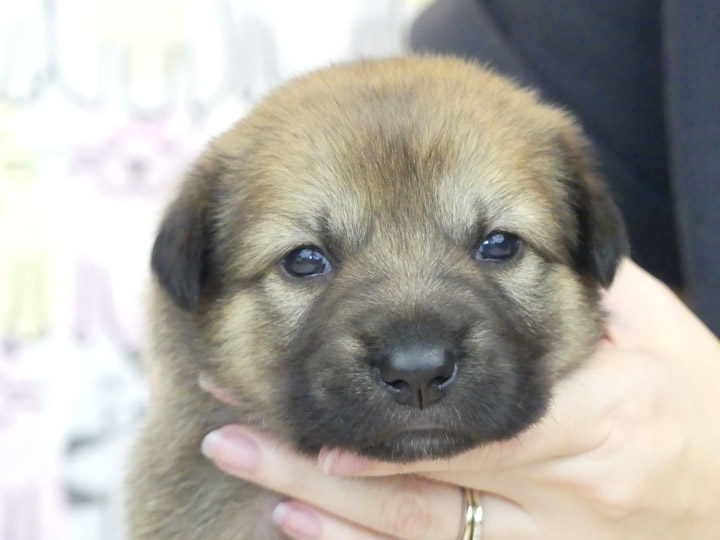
top-left (151, 158), bottom-right (218, 311)
top-left (560, 125), bottom-right (630, 288)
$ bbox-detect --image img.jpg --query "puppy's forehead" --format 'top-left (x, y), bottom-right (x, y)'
top-left (226, 57), bottom-right (576, 268)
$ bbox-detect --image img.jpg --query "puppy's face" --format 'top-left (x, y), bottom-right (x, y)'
top-left (151, 57), bottom-right (627, 461)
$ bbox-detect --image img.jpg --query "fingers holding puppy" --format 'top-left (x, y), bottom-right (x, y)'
top-left (201, 425), bottom-right (465, 540)
top-left (201, 425), bottom-right (542, 540)
top-left (272, 501), bottom-right (393, 540)
top-left (271, 496), bottom-right (535, 540)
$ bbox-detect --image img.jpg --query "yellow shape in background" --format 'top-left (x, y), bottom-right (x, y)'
top-left (0, 107), bottom-right (49, 341)
top-left (91, 0), bottom-right (190, 99)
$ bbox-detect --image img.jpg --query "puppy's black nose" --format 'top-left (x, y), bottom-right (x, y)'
top-left (376, 346), bottom-right (457, 409)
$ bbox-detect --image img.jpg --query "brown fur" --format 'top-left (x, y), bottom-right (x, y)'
top-left (127, 56), bottom-right (628, 539)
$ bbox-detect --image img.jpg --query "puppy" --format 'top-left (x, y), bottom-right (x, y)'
top-left (126, 56), bottom-right (628, 539)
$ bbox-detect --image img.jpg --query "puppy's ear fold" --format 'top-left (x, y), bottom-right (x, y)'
top-left (151, 157), bottom-right (219, 311)
top-left (561, 125), bottom-right (630, 288)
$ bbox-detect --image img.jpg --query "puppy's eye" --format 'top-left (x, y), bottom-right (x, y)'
top-left (282, 246), bottom-right (332, 278)
top-left (475, 231), bottom-right (522, 261)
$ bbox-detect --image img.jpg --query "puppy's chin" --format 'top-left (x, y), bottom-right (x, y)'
top-left (294, 414), bottom-right (540, 462)
top-left (293, 428), bottom-right (479, 462)
top-left (355, 430), bottom-right (478, 462)
top-left (333, 406), bottom-right (549, 461)
top-left (291, 394), bottom-right (549, 463)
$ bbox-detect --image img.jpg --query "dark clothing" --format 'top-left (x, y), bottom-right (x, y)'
top-left (411, 0), bottom-right (720, 335)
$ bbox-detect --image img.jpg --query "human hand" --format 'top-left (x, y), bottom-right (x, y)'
top-left (201, 260), bottom-right (720, 539)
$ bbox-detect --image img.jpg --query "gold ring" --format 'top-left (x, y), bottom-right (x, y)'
top-left (458, 488), bottom-right (483, 540)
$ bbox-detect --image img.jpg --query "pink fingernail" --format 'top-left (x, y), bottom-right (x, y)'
top-left (272, 502), bottom-right (321, 539)
top-left (201, 427), bottom-right (260, 474)
top-left (318, 447), bottom-right (373, 476)
top-left (198, 372), bottom-right (242, 407)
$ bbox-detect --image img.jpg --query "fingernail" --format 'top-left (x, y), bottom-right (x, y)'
top-left (272, 502), bottom-right (321, 539)
top-left (201, 428), bottom-right (260, 474)
top-left (317, 447), bottom-right (338, 475)
top-left (198, 371), bottom-right (214, 392)
top-left (198, 372), bottom-right (242, 407)
top-left (318, 447), bottom-right (372, 476)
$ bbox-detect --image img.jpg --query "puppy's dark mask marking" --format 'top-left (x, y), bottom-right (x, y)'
top-left (281, 278), bottom-right (552, 461)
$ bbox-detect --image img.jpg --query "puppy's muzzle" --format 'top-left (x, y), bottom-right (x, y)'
top-left (372, 344), bottom-right (459, 409)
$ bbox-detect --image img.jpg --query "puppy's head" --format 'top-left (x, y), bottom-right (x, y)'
top-left (151, 57), bottom-right (628, 460)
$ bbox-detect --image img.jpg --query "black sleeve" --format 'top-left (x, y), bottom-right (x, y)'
top-left (663, 0), bottom-right (720, 336)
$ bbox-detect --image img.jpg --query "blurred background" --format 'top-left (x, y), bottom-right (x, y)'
top-left (0, 1), bottom-right (429, 538)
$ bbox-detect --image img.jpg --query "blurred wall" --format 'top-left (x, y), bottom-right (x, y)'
top-left (0, 1), bottom-right (428, 538)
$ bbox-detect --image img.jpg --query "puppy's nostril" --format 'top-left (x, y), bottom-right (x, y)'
top-left (385, 379), bottom-right (409, 392)
top-left (433, 362), bottom-right (458, 390)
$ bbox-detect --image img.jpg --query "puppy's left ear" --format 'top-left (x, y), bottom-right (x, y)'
top-left (561, 125), bottom-right (630, 288)
top-left (151, 156), bottom-right (220, 311)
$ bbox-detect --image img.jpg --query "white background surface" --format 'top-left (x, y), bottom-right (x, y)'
top-left (0, 1), bottom-right (428, 538)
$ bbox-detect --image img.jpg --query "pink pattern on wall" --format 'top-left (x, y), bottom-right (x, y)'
top-left (0, 348), bottom-right (68, 540)
top-left (68, 113), bottom-right (196, 353)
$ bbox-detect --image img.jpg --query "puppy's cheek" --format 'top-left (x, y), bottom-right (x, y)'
top-left (492, 255), bottom-right (602, 377)
top-left (460, 324), bottom-right (549, 434)
top-left (260, 273), bottom-right (326, 338)
top-left (491, 252), bottom-right (553, 326)
top-left (209, 290), bottom-right (287, 412)
top-left (288, 327), bottom-right (367, 398)
top-left (507, 259), bottom-right (605, 377)
top-left (282, 335), bottom-right (392, 452)
top-left (544, 265), bottom-right (605, 378)
top-left (209, 275), bottom-right (326, 410)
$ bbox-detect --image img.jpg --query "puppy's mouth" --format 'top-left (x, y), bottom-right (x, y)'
top-left (357, 428), bottom-right (477, 461)
top-left (340, 417), bottom-right (477, 461)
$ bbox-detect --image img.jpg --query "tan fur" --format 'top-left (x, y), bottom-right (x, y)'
top-left (127, 56), bottom-right (626, 539)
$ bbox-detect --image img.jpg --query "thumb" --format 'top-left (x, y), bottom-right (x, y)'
top-left (601, 259), bottom-right (703, 351)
